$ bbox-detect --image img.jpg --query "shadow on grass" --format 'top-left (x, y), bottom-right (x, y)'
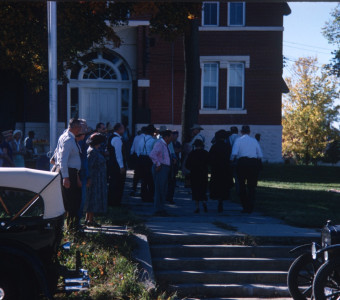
top-left (97, 206), bottom-right (146, 226)
top-left (260, 164), bottom-right (340, 185)
top-left (256, 185), bottom-right (340, 228)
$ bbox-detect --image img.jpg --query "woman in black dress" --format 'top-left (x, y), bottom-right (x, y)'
top-left (209, 130), bottom-right (233, 212)
top-left (185, 139), bottom-right (209, 213)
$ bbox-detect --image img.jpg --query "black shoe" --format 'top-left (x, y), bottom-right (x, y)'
top-left (203, 202), bottom-right (208, 213)
top-left (194, 208), bottom-right (200, 213)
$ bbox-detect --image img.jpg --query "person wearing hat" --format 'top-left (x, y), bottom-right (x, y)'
top-left (85, 133), bottom-right (107, 227)
top-left (10, 129), bottom-right (26, 167)
top-left (185, 138), bottom-right (209, 213)
top-left (181, 124), bottom-right (205, 188)
top-left (137, 124), bottom-right (156, 202)
top-left (209, 130), bottom-right (234, 212)
top-left (230, 125), bottom-right (263, 214)
top-left (0, 130), bottom-right (14, 167)
top-left (189, 124), bottom-right (205, 150)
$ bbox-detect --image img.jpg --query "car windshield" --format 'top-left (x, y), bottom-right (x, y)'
top-left (0, 187), bottom-right (44, 219)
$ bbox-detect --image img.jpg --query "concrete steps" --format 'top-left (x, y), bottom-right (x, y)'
top-left (151, 244), bottom-right (294, 298)
top-left (151, 244), bottom-right (293, 258)
top-left (167, 283), bottom-right (291, 298)
top-left (153, 257), bottom-right (292, 271)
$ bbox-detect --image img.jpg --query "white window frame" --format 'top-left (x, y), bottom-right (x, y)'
top-left (228, 2), bottom-right (245, 27)
top-left (201, 62), bottom-right (219, 110)
top-left (202, 2), bottom-right (219, 27)
top-left (227, 62), bottom-right (245, 110)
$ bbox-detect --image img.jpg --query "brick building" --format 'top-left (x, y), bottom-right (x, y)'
top-left (18, 2), bottom-right (291, 162)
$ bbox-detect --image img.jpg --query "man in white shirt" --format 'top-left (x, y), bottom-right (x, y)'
top-left (55, 118), bottom-right (85, 231)
top-left (108, 123), bottom-right (126, 207)
top-left (231, 125), bottom-right (263, 214)
top-left (137, 124), bottom-right (156, 202)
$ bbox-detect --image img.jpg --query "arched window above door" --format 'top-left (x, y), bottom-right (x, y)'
top-left (83, 63), bottom-right (117, 80)
top-left (69, 50), bottom-right (131, 81)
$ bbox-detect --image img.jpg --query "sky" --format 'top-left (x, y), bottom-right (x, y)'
top-left (282, 2), bottom-right (339, 129)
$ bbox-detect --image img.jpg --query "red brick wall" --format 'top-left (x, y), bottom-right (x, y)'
top-left (136, 2), bottom-right (286, 126)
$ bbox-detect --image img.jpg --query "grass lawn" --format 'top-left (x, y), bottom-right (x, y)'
top-left (253, 164), bottom-right (340, 228)
top-left (55, 207), bottom-right (174, 300)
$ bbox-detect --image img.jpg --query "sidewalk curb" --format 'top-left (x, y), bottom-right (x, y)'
top-left (133, 233), bottom-right (156, 290)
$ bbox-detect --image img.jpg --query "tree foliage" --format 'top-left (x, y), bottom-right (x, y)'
top-left (282, 57), bottom-right (340, 164)
top-left (322, 4), bottom-right (340, 77)
top-left (0, 1), bottom-right (131, 92)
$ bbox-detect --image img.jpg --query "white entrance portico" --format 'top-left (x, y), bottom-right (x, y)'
top-left (67, 51), bottom-right (132, 130)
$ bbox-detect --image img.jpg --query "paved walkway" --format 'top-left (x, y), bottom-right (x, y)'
top-left (122, 171), bottom-right (319, 242)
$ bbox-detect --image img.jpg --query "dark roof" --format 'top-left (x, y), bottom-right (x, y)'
top-left (283, 3), bottom-right (291, 16)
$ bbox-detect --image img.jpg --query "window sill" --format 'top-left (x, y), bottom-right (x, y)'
top-left (199, 109), bottom-right (247, 115)
top-left (199, 26), bottom-right (284, 32)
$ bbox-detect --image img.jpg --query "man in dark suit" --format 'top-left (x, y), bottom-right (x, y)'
top-left (108, 123), bottom-right (126, 207)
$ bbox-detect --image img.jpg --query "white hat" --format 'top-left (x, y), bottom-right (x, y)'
top-left (13, 129), bottom-right (22, 137)
top-left (190, 124), bottom-right (203, 131)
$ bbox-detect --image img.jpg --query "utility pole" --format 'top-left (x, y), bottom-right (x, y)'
top-left (47, 1), bottom-right (58, 153)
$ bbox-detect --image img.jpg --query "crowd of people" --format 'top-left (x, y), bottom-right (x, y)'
top-left (0, 129), bottom-right (36, 167)
top-left (1, 119), bottom-right (263, 232)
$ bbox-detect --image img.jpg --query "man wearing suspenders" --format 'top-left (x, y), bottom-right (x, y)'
top-left (137, 124), bottom-right (156, 202)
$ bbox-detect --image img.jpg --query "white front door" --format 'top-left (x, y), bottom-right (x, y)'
top-left (79, 88), bottom-right (119, 129)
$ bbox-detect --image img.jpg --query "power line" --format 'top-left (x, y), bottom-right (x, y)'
top-left (283, 40), bottom-right (335, 52)
top-left (283, 44), bottom-right (333, 55)
top-left (284, 55), bottom-right (328, 68)
top-left (284, 56), bottom-right (323, 69)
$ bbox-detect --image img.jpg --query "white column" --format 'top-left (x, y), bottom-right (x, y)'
top-left (47, 1), bottom-right (58, 153)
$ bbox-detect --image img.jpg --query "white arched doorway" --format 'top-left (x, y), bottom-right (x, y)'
top-left (67, 51), bottom-right (132, 130)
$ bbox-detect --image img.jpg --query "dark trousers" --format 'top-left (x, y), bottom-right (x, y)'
top-left (140, 155), bottom-right (154, 202)
top-left (60, 168), bottom-right (81, 231)
top-left (237, 157), bottom-right (259, 213)
top-left (167, 164), bottom-right (177, 202)
top-left (108, 166), bottom-right (126, 207)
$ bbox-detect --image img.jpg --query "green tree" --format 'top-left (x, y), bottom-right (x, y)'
top-left (133, 2), bottom-right (202, 142)
top-left (0, 1), bottom-right (131, 92)
top-left (282, 57), bottom-right (340, 165)
top-left (322, 4), bottom-right (340, 77)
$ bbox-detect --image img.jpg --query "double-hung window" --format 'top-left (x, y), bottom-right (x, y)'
top-left (228, 2), bottom-right (245, 26)
top-left (202, 63), bottom-right (219, 109)
top-left (228, 63), bottom-right (244, 109)
top-left (202, 2), bottom-right (219, 26)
